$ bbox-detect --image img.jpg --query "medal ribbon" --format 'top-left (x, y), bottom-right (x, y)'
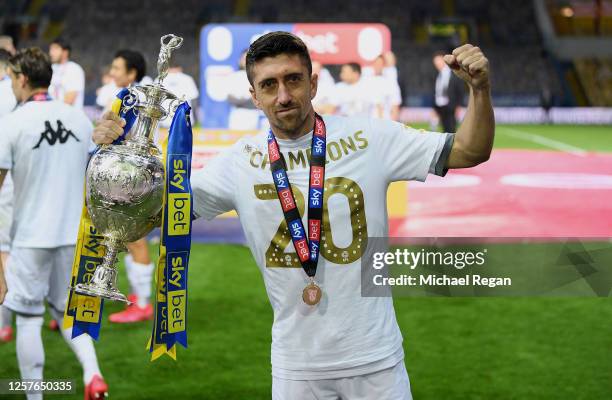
top-left (267, 114), bottom-right (326, 277)
top-left (148, 102), bottom-right (193, 361)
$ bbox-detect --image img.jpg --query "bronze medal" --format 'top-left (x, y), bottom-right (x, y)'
top-left (302, 282), bottom-right (322, 306)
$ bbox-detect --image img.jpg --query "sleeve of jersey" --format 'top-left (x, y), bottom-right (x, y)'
top-left (64, 65), bottom-right (85, 92)
top-left (373, 118), bottom-right (455, 183)
top-left (191, 145), bottom-right (237, 220)
top-left (0, 116), bottom-right (13, 170)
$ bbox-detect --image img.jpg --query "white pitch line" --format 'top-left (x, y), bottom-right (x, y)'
top-left (500, 127), bottom-right (588, 156)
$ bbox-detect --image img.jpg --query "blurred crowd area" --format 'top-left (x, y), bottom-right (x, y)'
top-left (0, 0), bottom-right (610, 112)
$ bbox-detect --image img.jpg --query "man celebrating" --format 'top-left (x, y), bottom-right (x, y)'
top-left (0, 48), bottom-right (17, 343)
top-left (105, 49), bottom-right (156, 323)
top-left (48, 38), bottom-right (86, 108)
top-left (0, 48), bottom-right (107, 399)
top-left (91, 32), bottom-right (494, 399)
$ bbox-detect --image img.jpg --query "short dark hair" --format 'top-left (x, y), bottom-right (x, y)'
top-left (51, 38), bottom-right (71, 54)
top-left (9, 47), bottom-right (53, 89)
top-left (245, 31), bottom-right (312, 86)
top-left (344, 62), bottom-right (361, 75)
top-left (114, 49), bottom-right (146, 82)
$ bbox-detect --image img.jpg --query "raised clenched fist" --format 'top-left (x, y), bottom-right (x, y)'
top-left (444, 44), bottom-right (490, 90)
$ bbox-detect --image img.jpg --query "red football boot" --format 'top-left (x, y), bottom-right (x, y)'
top-left (48, 319), bottom-right (59, 331)
top-left (84, 374), bottom-right (108, 400)
top-left (0, 326), bottom-right (13, 343)
top-left (108, 299), bottom-right (153, 323)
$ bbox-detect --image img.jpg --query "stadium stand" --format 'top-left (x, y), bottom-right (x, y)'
top-left (574, 58), bottom-right (612, 106)
top-left (3, 0), bottom-right (610, 107)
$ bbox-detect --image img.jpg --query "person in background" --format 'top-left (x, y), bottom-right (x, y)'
top-left (0, 47), bottom-right (108, 399)
top-left (226, 50), bottom-right (264, 130)
top-left (382, 51), bottom-right (399, 82)
top-left (96, 66), bottom-right (118, 111)
top-left (363, 54), bottom-right (401, 121)
top-left (0, 48), bottom-right (16, 343)
top-left (107, 49), bottom-right (156, 323)
top-left (432, 50), bottom-right (465, 132)
top-left (48, 38), bottom-right (85, 108)
top-left (159, 62), bottom-right (199, 128)
top-left (333, 62), bottom-right (380, 117)
top-left (0, 49), bottom-right (16, 115)
top-left (311, 60), bottom-right (336, 115)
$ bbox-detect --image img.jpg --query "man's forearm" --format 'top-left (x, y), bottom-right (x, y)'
top-left (390, 105), bottom-right (400, 121)
top-left (449, 86), bottom-right (494, 167)
top-left (64, 91), bottom-right (78, 105)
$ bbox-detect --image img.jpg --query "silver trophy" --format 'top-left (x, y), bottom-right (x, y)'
top-left (74, 34), bottom-right (184, 303)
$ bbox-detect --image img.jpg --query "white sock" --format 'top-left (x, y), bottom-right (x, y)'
top-left (16, 315), bottom-right (44, 400)
top-left (125, 255), bottom-right (153, 308)
top-left (0, 305), bottom-right (12, 329)
top-left (50, 308), bottom-right (101, 384)
top-left (124, 254), bottom-right (136, 294)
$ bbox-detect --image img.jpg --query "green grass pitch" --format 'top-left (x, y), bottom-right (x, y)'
top-left (0, 124), bottom-right (610, 399)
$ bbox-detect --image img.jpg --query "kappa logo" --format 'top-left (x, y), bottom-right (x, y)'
top-left (32, 120), bottom-right (80, 149)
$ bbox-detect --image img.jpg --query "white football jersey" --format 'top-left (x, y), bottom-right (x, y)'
top-left (0, 77), bottom-right (17, 116)
top-left (362, 75), bottom-right (402, 119)
top-left (0, 77), bottom-right (16, 250)
top-left (50, 61), bottom-right (85, 108)
top-left (159, 71), bottom-right (199, 129)
top-left (0, 100), bottom-right (93, 248)
top-left (96, 82), bottom-right (119, 111)
top-left (191, 115), bottom-right (453, 379)
top-left (163, 71), bottom-right (199, 102)
top-left (332, 80), bottom-right (382, 118)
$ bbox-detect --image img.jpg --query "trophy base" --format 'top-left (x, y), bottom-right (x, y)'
top-left (74, 283), bottom-right (132, 304)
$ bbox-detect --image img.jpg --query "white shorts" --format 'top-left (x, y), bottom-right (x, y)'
top-left (3, 246), bottom-right (74, 315)
top-left (272, 361), bottom-right (412, 400)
